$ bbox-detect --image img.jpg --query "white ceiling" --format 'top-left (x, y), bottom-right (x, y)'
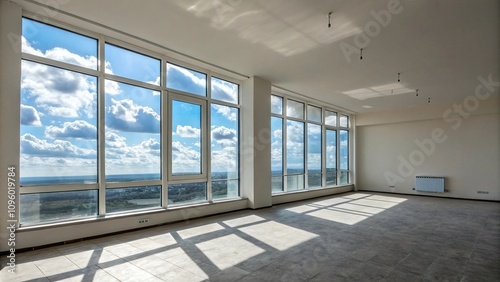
top-left (20, 0), bottom-right (499, 113)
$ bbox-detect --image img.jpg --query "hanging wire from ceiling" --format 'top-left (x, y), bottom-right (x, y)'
top-left (328, 12), bottom-right (333, 28)
top-left (360, 48), bottom-right (363, 60)
top-left (397, 72), bottom-right (401, 82)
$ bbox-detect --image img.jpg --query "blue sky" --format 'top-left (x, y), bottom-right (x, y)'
top-left (20, 18), bottom-right (239, 180)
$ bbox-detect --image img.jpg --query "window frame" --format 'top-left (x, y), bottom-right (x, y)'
top-left (271, 94), bottom-right (352, 195)
top-left (18, 15), bottom-right (242, 226)
top-left (167, 92), bottom-right (208, 182)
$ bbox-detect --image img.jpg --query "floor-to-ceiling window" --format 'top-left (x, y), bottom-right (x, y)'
top-left (270, 95), bottom-right (351, 194)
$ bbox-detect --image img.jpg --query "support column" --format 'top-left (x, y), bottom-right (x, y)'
top-left (241, 76), bottom-right (272, 209)
top-left (0, 0), bottom-right (22, 252)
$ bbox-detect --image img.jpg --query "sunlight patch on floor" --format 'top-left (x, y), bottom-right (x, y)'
top-left (196, 234), bottom-right (265, 270)
top-left (177, 223), bottom-right (225, 239)
top-left (286, 193), bottom-right (408, 225)
top-left (223, 215), bottom-right (266, 228)
top-left (239, 221), bottom-right (318, 251)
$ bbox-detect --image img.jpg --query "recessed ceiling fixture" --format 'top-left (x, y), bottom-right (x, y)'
top-left (360, 48), bottom-right (363, 60)
top-left (328, 12), bottom-right (333, 28)
top-left (397, 72), bottom-right (401, 82)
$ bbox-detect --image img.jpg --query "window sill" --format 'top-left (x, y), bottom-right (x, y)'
top-left (17, 197), bottom-right (247, 232)
top-left (272, 184), bottom-right (353, 196)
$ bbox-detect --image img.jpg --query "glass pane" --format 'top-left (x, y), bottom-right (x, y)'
top-left (308, 124), bottom-right (322, 188)
top-left (271, 117), bottom-right (283, 178)
top-left (168, 182), bottom-right (207, 205)
top-left (211, 77), bottom-right (238, 104)
top-left (22, 18), bottom-right (98, 70)
top-left (106, 186), bottom-right (161, 213)
top-left (307, 105), bottom-right (322, 123)
top-left (308, 172), bottom-right (322, 189)
top-left (287, 100), bottom-right (304, 119)
top-left (326, 171), bottom-right (337, 186)
top-left (272, 176), bottom-right (283, 193)
top-left (105, 81), bottom-right (161, 181)
top-left (286, 120), bottom-right (304, 174)
top-left (105, 44), bottom-right (160, 84)
top-left (340, 115), bottom-right (349, 128)
top-left (20, 190), bottom-right (97, 225)
top-left (326, 129), bottom-right (337, 186)
top-left (211, 104), bottom-right (239, 199)
top-left (172, 100), bottom-right (202, 175)
top-left (286, 175), bottom-right (304, 191)
top-left (167, 63), bottom-right (207, 96)
top-left (340, 130), bottom-right (349, 170)
top-left (271, 95), bottom-right (283, 115)
top-left (20, 61), bottom-right (97, 186)
top-left (212, 180), bottom-right (239, 200)
top-left (340, 171), bottom-right (349, 184)
top-left (325, 110), bottom-right (337, 127)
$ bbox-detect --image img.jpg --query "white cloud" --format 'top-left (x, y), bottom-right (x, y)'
top-left (211, 146), bottom-right (238, 173)
top-left (211, 78), bottom-right (238, 103)
top-left (141, 138), bottom-right (161, 150)
top-left (212, 104), bottom-right (237, 121)
top-left (271, 96), bottom-right (283, 114)
top-left (211, 126), bottom-right (237, 146)
top-left (20, 104), bottom-right (42, 126)
top-left (308, 125), bottom-right (322, 135)
top-left (176, 125), bottom-right (200, 138)
top-left (147, 76), bottom-right (161, 87)
top-left (105, 134), bottom-right (161, 173)
top-left (20, 133), bottom-right (96, 159)
top-left (22, 38), bottom-right (122, 117)
top-left (107, 98), bottom-right (160, 133)
top-left (286, 121), bottom-right (305, 163)
top-left (307, 153), bottom-right (322, 170)
top-left (45, 120), bottom-right (96, 139)
top-left (22, 36), bottom-right (97, 69)
top-left (105, 132), bottom-right (127, 148)
top-left (171, 141), bottom-right (201, 173)
top-left (325, 115), bottom-right (337, 126)
top-left (105, 79), bottom-right (122, 95)
top-left (21, 60), bottom-right (96, 118)
top-left (286, 121), bottom-right (305, 145)
top-left (167, 64), bottom-right (206, 88)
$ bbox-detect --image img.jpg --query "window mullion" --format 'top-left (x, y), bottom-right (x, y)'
top-left (304, 123), bottom-right (309, 189)
top-left (161, 62), bottom-right (169, 208)
top-left (207, 74), bottom-right (213, 202)
top-left (98, 35), bottom-right (106, 217)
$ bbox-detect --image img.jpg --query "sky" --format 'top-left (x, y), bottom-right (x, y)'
top-left (20, 18), bottom-right (239, 181)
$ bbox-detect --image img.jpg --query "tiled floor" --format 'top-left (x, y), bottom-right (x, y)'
top-left (1, 192), bottom-right (499, 281)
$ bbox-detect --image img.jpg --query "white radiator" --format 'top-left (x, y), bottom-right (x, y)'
top-left (415, 176), bottom-right (445, 193)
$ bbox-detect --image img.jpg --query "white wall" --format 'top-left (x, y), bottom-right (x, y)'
top-left (356, 97), bottom-right (500, 200)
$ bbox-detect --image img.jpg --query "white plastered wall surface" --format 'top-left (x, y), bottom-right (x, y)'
top-left (356, 95), bottom-right (500, 201)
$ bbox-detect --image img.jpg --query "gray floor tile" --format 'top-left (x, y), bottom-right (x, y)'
top-left (369, 249), bottom-right (410, 268)
top-left (396, 252), bottom-right (437, 275)
top-left (381, 270), bottom-right (424, 282)
top-left (347, 262), bottom-right (392, 281)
